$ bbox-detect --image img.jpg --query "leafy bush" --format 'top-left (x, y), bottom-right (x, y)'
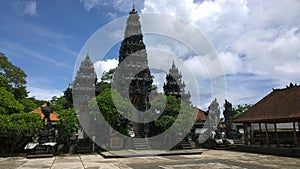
top-left (0, 87), bottom-right (24, 115)
top-left (57, 108), bottom-right (78, 137)
top-left (0, 113), bottom-right (43, 153)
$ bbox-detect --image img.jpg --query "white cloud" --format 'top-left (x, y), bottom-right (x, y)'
top-left (80, 0), bottom-right (106, 11)
top-left (218, 52), bottom-right (244, 75)
top-left (94, 58), bottom-right (119, 79)
top-left (28, 86), bottom-right (63, 101)
top-left (14, 0), bottom-right (37, 16)
top-left (79, 0), bottom-right (300, 108)
top-left (80, 0), bottom-right (144, 13)
top-left (141, 0), bottom-right (300, 107)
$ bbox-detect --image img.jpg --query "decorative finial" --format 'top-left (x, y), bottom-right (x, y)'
top-left (172, 60), bottom-right (176, 67)
top-left (130, 4), bottom-right (137, 14)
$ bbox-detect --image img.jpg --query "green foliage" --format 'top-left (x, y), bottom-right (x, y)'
top-left (233, 104), bottom-right (252, 118)
top-left (19, 98), bottom-right (38, 113)
top-left (0, 87), bottom-right (24, 115)
top-left (151, 95), bottom-right (194, 134)
top-left (171, 102), bottom-right (194, 134)
top-left (0, 113), bottom-right (43, 152)
top-left (91, 88), bottom-right (133, 126)
top-left (150, 94), bottom-right (181, 116)
top-left (0, 52), bottom-right (28, 100)
top-left (31, 98), bottom-right (45, 108)
top-left (57, 108), bottom-right (77, 137)
top-left (94, 68), bottom-right (117, 93)
top-left (0, 75), bottom-right (10, 90)
top-left (63, 87), bottom-right (73, 109)
top-left (51, 96), bottom-right (65, 112)
top-left (89, 88), bottom-right (134, 136)
top-left (50, 94), bottom-right (77, 137)
top-left (101, 68), bottom-right (116, 82)
top-left (155, 115), bottom-right (175, 131)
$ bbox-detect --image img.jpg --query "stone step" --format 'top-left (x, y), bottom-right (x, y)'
top-left (76, 140), bottom-right (92, 153)
top-left (233, 139), bottom-right (244, 145)
top-left (133, 138), bottom-right (151, 150)
top-left (26, 145), bottom-right (55, 158)
top-left (178, 140), bottom-right (193, 149)
top-left (27, 153), bottom-right (53, 159)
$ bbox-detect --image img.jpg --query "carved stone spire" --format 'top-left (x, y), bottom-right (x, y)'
top-left (112, 8), bottom-right (154, 138)
top-left (73, 53), bottom-right (97, 139)
top-left (163, 61), bottom-right (191, 105)
top-left (73, 53), bottom-right (96, 91)
top-left (119, 7), bottom-right (145, 63)
top-left (113, 8), bottom-right (153, 112)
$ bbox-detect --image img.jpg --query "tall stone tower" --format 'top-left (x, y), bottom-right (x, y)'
top-left (163, 61), bottom-right (191, 105)
top-left (73, 54), bottom-right (97, 139)
top-left (113, 7), bottom-right (153, 137)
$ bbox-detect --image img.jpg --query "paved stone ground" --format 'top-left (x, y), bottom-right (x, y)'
top-left (1, 149), bottom-right (300, 169)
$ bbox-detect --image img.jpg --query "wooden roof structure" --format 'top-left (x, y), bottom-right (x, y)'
top-left (193, 107), bottom-right (207, 121)
top-left (233, 85), bottom-right (300, 123)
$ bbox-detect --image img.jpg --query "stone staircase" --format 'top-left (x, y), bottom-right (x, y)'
top-left (132, 129), bottom-right (151, 150)
top-left (177, 139), bottom-right (193, 149)
top-left (233, 138), bottom-right (244, 145)
top-left (26, 128), bottom-right (55, 158)
top-left (133, 137), bottom-right (151, 150)
top-left (76, 139), bottom-right (92, 153)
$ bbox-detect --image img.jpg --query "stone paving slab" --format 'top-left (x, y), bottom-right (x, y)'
top-left (0, 150), bottom-right (300, 169)
top-left (100, 149), bottom-right (203, 158)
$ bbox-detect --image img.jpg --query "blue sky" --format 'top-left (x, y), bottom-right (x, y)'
top-left (1, 0), bottom-right (300, 110)
top-left (0, 0), bottom-right (127, 99)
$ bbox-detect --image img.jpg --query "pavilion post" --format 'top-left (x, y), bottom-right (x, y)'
top-left (259, 123), bottom-right (262, 146)
top-left (249, 123), bottom-right (253, 146)
top-left (298, 121), bottom-right (300, 138)
top-left (274, 123), bottom-right (279, 147)
top-left (265, 123), bottom-right (269, 146)
top-left (293, 121), bottom-right (298, 146)
top-left (243, 123), bottom-right (248, 145)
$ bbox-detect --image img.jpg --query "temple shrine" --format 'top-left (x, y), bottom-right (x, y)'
top-left (113, 6), bottom-right (153, 138)
top-left (163, 61), bottom-right (191, 105)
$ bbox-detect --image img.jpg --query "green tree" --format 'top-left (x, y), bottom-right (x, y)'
top-left (155, 115), bottom-right (175, 131)
top-left (0, 113), bottom-right (43, 153)
top-left (0, 75), bottom-right (10, 90)
top-left (89, 88), bottom-right (134, 135)
top-left (51, 96), bottom-right (65, 112)
top-left (19, 98), bottom-right (38, 113)
top-left (233, 104), bottom-right (252, 118)
top-left (0, 53), bottom-right (27, 100)
top-left (101, 68), bottom-right (116, 82)
top-left (0, 87), bottom-right (24, 115)
top-left (96, 68), bottom-right (116, 92)
top-left (63, 87), bottom-right (73, 109)
top-left (151, 94), bottom-right (194, 134)
top-left (57, 108), bottom-right (77, 137)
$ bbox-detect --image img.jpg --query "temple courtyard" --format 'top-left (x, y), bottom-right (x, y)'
top-left (1, 149), bottom-right (299, 169)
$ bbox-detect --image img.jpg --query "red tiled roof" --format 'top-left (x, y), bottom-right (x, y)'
top-left (32, 105), bottom-right (59, 122)
top-left (193, 107), bottom-right (207, 121)
top-left (233, 86), bottom-right (300, 123)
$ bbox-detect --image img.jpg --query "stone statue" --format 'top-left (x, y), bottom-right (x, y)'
top-left (41, 102), bottom-right (54, 124)
top-left (223, 99), bottom-right (234, 138)
top-left (206, 99), bottom-right (220, 138)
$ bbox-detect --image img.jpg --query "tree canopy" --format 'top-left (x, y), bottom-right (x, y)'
top-left (88, 88), bottom-right (135, 136)
top-left (0, 87), bottom-right (24, 115)
top-left (0, 53), bottom-right (27, 100)
top-left (150, 94), bottom-right (194, 135)
top-left (233, 104), bottom-right (252, 118)
top-left (0, 113), bottom-right (43, 153)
